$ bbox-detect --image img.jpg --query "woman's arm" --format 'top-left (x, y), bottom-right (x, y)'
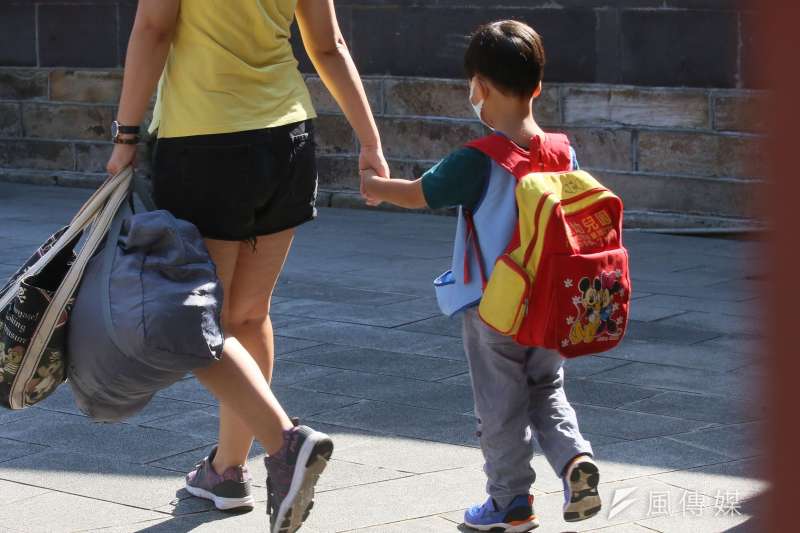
top-left (107, 0), bottom-right (179, 175)
top-left (296, 0), bottom-right (389, 178)
top-left (360, 170), bottom-right (428, 210)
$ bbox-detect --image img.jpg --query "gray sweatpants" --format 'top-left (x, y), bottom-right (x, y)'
top-left (462, 307), bottom-right (593, 507)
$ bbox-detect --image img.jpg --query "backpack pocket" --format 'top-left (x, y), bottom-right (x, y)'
top-left (548, 247), bottom-right (630, 357)
top-left (479, 255), bottom-right (531, 336)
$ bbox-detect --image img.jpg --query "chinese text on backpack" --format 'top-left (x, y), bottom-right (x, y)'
top-left (466, 135), bottom-right (631, 358)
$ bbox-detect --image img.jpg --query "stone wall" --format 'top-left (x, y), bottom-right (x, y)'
top-left (0, 68), bottom-right (764, 226)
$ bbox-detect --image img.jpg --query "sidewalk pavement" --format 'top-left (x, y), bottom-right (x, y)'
top-left (0, 181), bottom-right (766, 533)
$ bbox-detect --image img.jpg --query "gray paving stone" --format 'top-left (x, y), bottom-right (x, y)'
top-left (280, 320), bottom-right (466, 361)
top-left (156, 377), bottom-right (217, 406)
top-left (0, 408), bottom-right (38, 427)
top-left (298, 370), bottom-right (475, 414)
top-left (317, 458), bottom-right (411, 492)
top-left (349, 516), bottom-right (461, 532)
top-left (695, 334), bottom-right (763, 356)
top-left (34, 385), bottom-right (204, 425)
top-left (573, 404), bottom-right (712, 441)
top-left (281, 344), bottom-right (467, 381)
top-left (274, 335), bottom-right (325, 356)
top-left (308, 400), bottom-right (478, 447)
top-left (619, 391), bottom-right (762, 424)
top-left (566, 379), bottom-right (661, 408)
top-left (667, 423), bottom-right (763, 460)
top-left (0, 450), bottom-right (186, 510)
top-left (270, 359), bottom-right (341, 386)
top-left (601, 339), bottom-right (751, 372)
top-left (633, 293), bottom-right (758, 318)
top-left (593, 436), bottom-right (730, 483)
top-left (656, 311), bottom-right (758, 337)
top-left (0, 437), bottom-right (47, 464)
top-left (591, 362), bottom-right (755, 399)
top-left (303, 465), bottom-right (489, 532)
top-left (0, 479), bottom-right (50, 505)
top-left (0, 491), bottom-right (163, 533)
top-left (563, 356), bottom-right (632, 378)
top-left (629, 305), bottom-right (686, 322)
top-left (332, 434), bottom-right (483, 474)
top-left (623, 320), bottom-right (720, 345)
top-left (84, 506), bottom-right (274, 533)
top-left (0, 411), bottom-right (212, 463)
top-left (398, 314), bottom-right (463, 337)
top-left (272, 297), bottom-right (438, 327)
top-left (275, 278), bottom-right (414, 306)
top-left (652, 456), bottom-right (767, 500)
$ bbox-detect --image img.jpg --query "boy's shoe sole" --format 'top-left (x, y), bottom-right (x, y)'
top-left (563, 460), bottom-right (602, 522)
top-left (184, 484), bottom-right (255, 513)
top-left (463, 517), bottom-right (540, 532)
top-left (271, 433), bottom-right (334, 533)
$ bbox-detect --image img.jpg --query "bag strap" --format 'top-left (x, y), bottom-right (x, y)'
top-left (462, 209), bottom-right (488, 290)
top-left (0, 167), bottom-right (133, 312)
top-left (8, 170), bottom-right (132, 408)
top-left (466, 133), bottom-right (573, 179)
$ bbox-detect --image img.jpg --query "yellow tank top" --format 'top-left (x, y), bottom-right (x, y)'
top-left (150, 0), bottom-right (316, 138)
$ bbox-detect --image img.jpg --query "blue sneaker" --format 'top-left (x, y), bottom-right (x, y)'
top-left (464, 494), bottom-right (540, 532)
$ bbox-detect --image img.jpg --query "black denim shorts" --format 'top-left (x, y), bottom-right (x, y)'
top-left (151, 119), bottom-right (318, 242)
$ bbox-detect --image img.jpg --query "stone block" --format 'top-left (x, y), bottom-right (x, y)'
top-left (271, 297), bottom-right (438, 328)
top-left (270, 359), bottom-right (341, 387)
top-left (305, 76), bottom-right (382, 115)
top-left (637, 131), bottom-right (764, 179)
top-left (652, 456), bottom-right (767, 501)
top-left (0, 139), bottom-right (75, 171)
top-left (0, 69), bottom-right (48, 100)
top-left (0, 437), bottom-right (47, 464)
top-left (621, 10), bottom-right (737, 87)
top-left (317, 154), bottom-right (359, 189)
top-left (714, 92), bottom-right (767, 133)
top-left (560, 127), bottom-right (633, 171)
top-left (49, 70), bottom-right (123, 103)
top-left (0, 103), bottom-right (21, 137)
top-left (384, 78), bottom-right (471, 119)
top-left (38, 5), bottom-right (119, 68)
top-left (376, 116), bottom-right (486, 160)
top-left (562, 355), bottom-right (629, 378)
top-left (275, 281), bottom-right (414, 306)
top-left (398, 314), bottom-right (461, 338)
top-left (156, 377), bottom-right (218, 406)
top-left (22, 103), bottom-right (114, 141)
top-left (0, 479), bottom-right (50, 506)
top-left (75, 142), bottom-right (113, 173)
top-left (0, 4), bottom-right (36, 66)
top-left (314, 114), bottom-right (356, 155)
top-left (563, 87), bottom-right (709, 128)
top-left (596, 171), bottom-right (760, 219)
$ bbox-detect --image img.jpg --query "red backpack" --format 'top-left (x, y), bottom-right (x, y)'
top-left (466, 133), bottom-right (631, 358)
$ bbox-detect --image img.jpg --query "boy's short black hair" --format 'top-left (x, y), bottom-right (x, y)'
top-left (464, 20), bottom-right (546, 98)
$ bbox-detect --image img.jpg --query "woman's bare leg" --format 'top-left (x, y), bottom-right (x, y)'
top-left (194, 336), bottom-right (292, 455)
top-left (214, 229), bottom-right (295, 471)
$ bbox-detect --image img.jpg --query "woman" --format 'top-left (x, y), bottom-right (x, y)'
top-left (105, 1), bottom-right (389, 532)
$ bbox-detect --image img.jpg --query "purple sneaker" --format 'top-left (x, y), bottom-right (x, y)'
top-left (265, 425), bottom-right (333, 533)
top-left (185, 446), bottom-right (255, 512)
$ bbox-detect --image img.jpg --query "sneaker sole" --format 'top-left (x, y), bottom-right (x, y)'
top-left (563, 460), bottom-right (602, 522)
top-left (185, 484), bottom-right (255, 513)
top-left (272, 432), bottom-right (334, 533)
top-left (463, 517), bottom-right (540, 532)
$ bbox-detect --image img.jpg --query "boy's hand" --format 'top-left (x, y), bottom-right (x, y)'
top-left (360, 168), bottom-right (387, 207)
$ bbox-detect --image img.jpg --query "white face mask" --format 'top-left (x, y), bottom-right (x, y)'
top-left (469, 78), bottom-right (493, 130)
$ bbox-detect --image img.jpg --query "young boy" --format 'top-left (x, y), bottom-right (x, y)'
top-left (361, 20), bottom-right (601, 532)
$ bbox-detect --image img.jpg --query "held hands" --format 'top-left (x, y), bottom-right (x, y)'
top-left (358, 144), bottom-right (390, 207)
top-left (359, 168), bottom-right (391, 206)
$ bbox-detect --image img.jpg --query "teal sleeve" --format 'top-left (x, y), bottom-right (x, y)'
top-left (421, 148), bottom-right (491, 211)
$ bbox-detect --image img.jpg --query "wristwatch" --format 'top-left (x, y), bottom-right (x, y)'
top-left (111, 120), bottom-right (140, 144)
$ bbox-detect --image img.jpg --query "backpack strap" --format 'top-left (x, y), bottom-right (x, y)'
top-left (466, 132), bottom-right (574, 178)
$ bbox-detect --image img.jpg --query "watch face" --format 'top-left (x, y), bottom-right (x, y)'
top-left (111, 121), bottom-right (119, 139)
